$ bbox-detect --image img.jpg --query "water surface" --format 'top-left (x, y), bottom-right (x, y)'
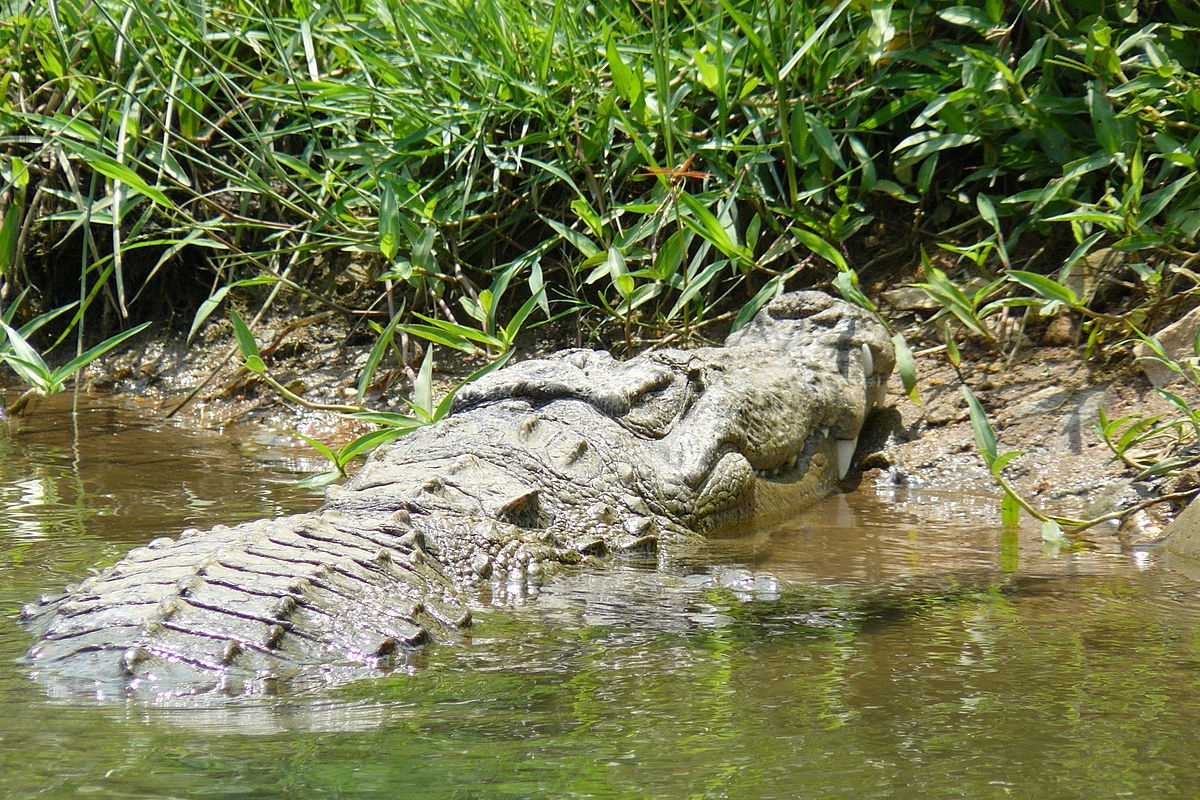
top-left (1, 395), bottom-right (1198, 799)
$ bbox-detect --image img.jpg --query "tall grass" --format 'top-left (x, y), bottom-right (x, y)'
top-left (0, 0), bottom-right (921, 347)
top-left (1, 0), bottom-right (1198, 355)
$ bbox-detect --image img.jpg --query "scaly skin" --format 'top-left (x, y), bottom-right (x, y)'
top-left (21, 291), bottom-right (893, 696)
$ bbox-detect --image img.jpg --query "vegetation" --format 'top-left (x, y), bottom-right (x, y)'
top-left (2, 0), bottom-right (1199, 519)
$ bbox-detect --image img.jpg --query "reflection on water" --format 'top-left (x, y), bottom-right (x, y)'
top-left (2, 395), bottom-right (1200, 799)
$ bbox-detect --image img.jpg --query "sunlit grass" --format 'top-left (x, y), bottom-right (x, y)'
top-left (1, 0), bottom-right (1198, 352)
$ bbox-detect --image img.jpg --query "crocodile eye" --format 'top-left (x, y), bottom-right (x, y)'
top-left (619, 379), bottom-right (686, 438)
top-left (493, 490), bottom-right (546, 529)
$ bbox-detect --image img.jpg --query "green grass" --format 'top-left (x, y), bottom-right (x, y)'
top-left (3, 0), bottom-right (1198, 339)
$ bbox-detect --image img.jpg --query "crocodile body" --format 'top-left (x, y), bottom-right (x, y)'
top-left (22, 291), bottom-right (893, 695)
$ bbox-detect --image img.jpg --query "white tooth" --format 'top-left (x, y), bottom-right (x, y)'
top-left (836, 437), bottom-right (857, 480)
top-left (875, 382), bottom-right (888, 408)
top-left (861, 343), bottom-right (874, 378)
top-left (790, 454), bottom-right (799, 470)
top-left (818, 426), bottom-right (829, 439)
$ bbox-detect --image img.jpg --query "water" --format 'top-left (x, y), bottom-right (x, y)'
top-left (2, 394), bottom-right (1200, 799)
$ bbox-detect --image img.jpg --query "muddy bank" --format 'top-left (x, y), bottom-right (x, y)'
top-left (10, 298), bottom-right (1197, 546)
top-left (862, 308), bottom-right (1199, 545)
top-left (865, 344), bottom-right (1193, 539)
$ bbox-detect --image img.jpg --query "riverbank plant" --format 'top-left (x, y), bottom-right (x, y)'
top-left (2, 0), bottom-right (1199, 479)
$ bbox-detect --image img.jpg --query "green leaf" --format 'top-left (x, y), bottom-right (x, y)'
top-left (892, 333), bottom-right (920, 405)
top-left (0, 334), bottom-right (52, 391)
top-left (605, 34), bottom-right (642, 106)
top-left (778, 0), bottom-right (853, 80)
top-left (413, 346), bottom-right (434, 417)
top-left (0, 322), bottom-right (52, 389)
top-left (669, 256), bottom-right (729, 322)
top-left (435, 349), bottom-right (515, 421)
top-left (606, 246), bottom-right (634, 299)
top-left (379, 181), bottom-right (402, 261)
top-left (59, 141), bottom-right (175, 209)
top-left (991, 449), bottom-right (1025, 475)
top-left (524, 157), bottom-right (585, 202)
top-left (406, 315), bottom-right (504, 352)
top-left (893, 132), bottom-right (981, 166)
top-left (717, 0), bottom-right (773, 71)
top-left (357, 308), bottom-right (405, 401)
top-left (678, 193), bottom-right (747, 262)
top-left (1000, 526), bottom-right (1020, 572)
top-left (347, 411), bottom-right (427, 432)
top-left (807, 115), bottom-right (847, 170)
top-left (654, 229), bottom-right (687, 282)
top-left (1087, 81), bottom-right (1128, 157)
top-left (915, 264), bottom-right (992, 341)
top-left (337, 428), bottom-right (405, 463)
top-left (1136, 173), bottom-right (1195, 227)
top-left (502, 287), bottom-right (546, 344)
top-left (943, 325), bottom-right (961, 368)
top-left (410, 224), bottom-right (436, 274)
top-left (1061, 232), bottom-right (1106, 277)
top-left (189, 286), bottom-right (231, 344)
top-left (569, 198), bottom-right (605, 241)
top-left (938, 6), bottom-right (993, 31)
top-left (544, 216), bottom-right (601, 259)
top-left (962, 386), bottom-right (998, 467)
top-left (296, 432), bottom-right (339, 464)
top-left (732, 275), bottom-right (784, 332)
top-left (1115, 415), bottom-right (1163, 451)
top-left (15, 301), bottom-right (78, 338)
top-left (0, 204), bottom-right (19, 273)
top-left (294, 470), bottom-right (343, 489)
top-left (53, 321), bottom-right (152, 384)
top-left (228, 310), bottom-right (261, 361)
top-left (1005, 270), bottom-right (1081, 309)
top-left (794, 228), bottom-right (847, 272)
top-left (1041, 209), bottom-right (1126, 226)
top-left (976, 194), bottom-right (1001, 234)
top-left (831, 268), bottom-right (876, 313)
top-left (401, 323), bottom-right (480, 354)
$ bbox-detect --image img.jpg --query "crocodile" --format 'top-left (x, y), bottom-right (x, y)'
top-left (21, 291), bottom-right (893, 696)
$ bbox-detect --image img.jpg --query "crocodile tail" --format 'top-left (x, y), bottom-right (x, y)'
top-left (21, 510), bottom-right (469, 695)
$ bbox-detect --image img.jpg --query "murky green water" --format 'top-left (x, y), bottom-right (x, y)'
top-left (3, 395), bottom-right (1200, 799)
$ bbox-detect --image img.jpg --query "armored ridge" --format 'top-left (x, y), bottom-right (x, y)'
top-left (21, 291), bottom-right (893, 697)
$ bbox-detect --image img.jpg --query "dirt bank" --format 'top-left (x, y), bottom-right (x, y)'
top-left (15, 296), bottom-right (1197, 547)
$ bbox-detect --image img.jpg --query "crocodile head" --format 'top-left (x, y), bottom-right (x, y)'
top-left (647, 290), bottom-right (894, 528)
top-left (418, 290), bottom-right (896, 535)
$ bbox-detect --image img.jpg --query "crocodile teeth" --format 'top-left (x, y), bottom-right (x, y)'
top-left (862, 343), bottom-right (878, 412)
top-left (836, 437), bottom-right (858, 480)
